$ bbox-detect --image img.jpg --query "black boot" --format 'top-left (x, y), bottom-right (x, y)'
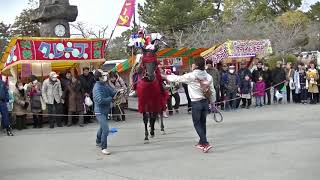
top-left (6, 126), bottom-right (14, 136)
top-left (16, 117), bottom-right (22, 130)
top-left (38, 117), bottom-right (43, 128)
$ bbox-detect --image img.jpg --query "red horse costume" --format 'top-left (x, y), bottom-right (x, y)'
top-left (135, 52), bottom-right (169, 113)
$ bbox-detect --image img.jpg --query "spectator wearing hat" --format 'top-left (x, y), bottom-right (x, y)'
top-left (221, 65), bottom-right (240, 111)
top-left (27, 75), bottom-right (43, 128)
top-left (206, 60), bottom-right (220, 104)
top-left (93, 69), bottom-right (115, 155)
top-left (42, 71), bottom-right (63, 128)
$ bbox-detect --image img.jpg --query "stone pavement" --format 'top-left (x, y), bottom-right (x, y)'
top-left (0, 104), bottom-right (320, 180)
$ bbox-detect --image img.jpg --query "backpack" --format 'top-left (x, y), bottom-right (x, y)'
top-left (197, 78), bottom-right (212, 100)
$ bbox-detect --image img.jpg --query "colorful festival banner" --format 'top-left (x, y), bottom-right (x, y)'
top-left (202, 44), bottom-right (228, 63)
top-left (2, 37), bottom-right (106, 71)
top-left (201, 39), bottom-right (273, 63)
top-left (117, 0), bottom-right (136, 27)
top-left (158, 57), bottom-right (183, 67)
top-left (226, 39), bottom-right (273, 58)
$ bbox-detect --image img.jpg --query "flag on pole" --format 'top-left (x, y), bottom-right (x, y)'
top-left (117, 0), bottom-right (136, 27)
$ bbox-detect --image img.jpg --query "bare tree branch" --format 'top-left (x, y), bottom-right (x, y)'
top-left (70, 22), bottom-right (108, 38)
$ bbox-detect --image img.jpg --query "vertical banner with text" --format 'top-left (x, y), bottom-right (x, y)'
top-left (116, 0), bottom-right (136, 27)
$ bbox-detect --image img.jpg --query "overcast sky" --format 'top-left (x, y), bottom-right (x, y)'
top-left (0, 0), bottom-right (318, 38)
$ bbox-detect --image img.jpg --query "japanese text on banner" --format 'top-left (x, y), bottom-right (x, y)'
top-left (117, 0), bottom-right (136, 27)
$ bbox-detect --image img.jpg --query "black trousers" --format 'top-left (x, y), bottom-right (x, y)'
top-left (16, 115), bottom-right (27, 130)
top-left (47, 102), bottom-right (62, 128)
top-left (286, 85), bottom-right (291, 103)
top-left (310, 93), bottom-right (318, 104)
top-left (167, 92), bottom-right (180, 115)
top-left (84, 105), bottom-right (94, 123)
top-left (241, 98), bottom-right (252, 107)
top-left (264, 89), bottom-right (271, 105)
top-left (33, 114), bottom-right (43, 128)
top-left (220, 87), bottom-right (226, 110)
top-left (62, 102), bottom-right (69, 125)
top-left (215, 86), bottom-right (220, 104)
top-left (226, 91), bottom-right (237, 110)
top-left (182, 83), bottom-right (191, 112)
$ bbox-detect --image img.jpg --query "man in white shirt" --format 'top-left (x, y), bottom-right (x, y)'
top-left (165, 57), bottom-right (216, 153)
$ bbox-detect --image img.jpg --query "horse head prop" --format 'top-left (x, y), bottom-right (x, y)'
top-left (138, 48), bottom-right (157, 82)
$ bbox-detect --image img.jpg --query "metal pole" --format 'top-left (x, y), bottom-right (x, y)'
top-left (105, 25), bottom-right (117, 52)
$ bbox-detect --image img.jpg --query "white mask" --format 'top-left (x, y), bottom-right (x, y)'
top-left (18, 86), bottom-right (24, 90)
top-left (51, 77), bottom-right (57, 81)
top-left (229, 69), bottom-right (235, 74)
top-left (103, 76), bottom-right (108, 82)
top-left (32, 80), bottom-right (38, 84)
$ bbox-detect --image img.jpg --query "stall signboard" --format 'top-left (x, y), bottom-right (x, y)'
top-left (3, 37), bottom-right (106, 71)
top-left (158, 57), bottom-right (183, 67)
top-left (202, 44), bottom-right (228, 63)
top-left (201, 39), bottom-right (273, 63)
top-left (226, 39), bottom-right (272, 58)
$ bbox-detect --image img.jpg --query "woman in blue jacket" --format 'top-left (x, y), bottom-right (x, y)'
top-left (93, 70), bottom-right (115, 155)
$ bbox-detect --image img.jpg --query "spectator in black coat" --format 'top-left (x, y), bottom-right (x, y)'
top-left (60, 71), bottom-right (72, 125)
top-left (219, 64), bottom-right (228, 110)
top-left (272, 61), bottom-right (286, 103)
top-left (238, 61), bottom-right (252, 81)
top-left (252, 61), bottom-right (264, 83)
top-left (80, 67), bottom-right (96, 123)
top-left (263, 63), bottom-right (272, 105)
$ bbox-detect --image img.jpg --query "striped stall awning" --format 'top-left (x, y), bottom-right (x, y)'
top-left (111, 48), bottom-right (209, 73)
top-left (111, 56), bottom-right (136, 73)
top-left (157, 48), bottom-right (205, 58)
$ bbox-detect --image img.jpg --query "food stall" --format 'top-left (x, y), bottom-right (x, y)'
top-left (0, 37), bottom-right (107, 123)
top-left (201, 39), bottom-right (273, 69)
top-left (156, 48), bottom-right (208, 73)
top-left (1, 37), bottom-right (106, 87)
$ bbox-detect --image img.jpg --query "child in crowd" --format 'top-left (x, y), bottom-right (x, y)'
top-left (254, 76), bottom-right (265, 107)
top-left (240, 75), bottom-right (252, 109)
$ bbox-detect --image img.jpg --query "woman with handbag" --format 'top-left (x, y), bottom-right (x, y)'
top-left (13, 81), bottom-right (29, 130)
